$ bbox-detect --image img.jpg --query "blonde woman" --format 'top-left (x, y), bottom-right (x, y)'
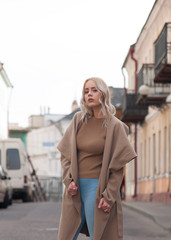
top-left (57, 77), bottom-right (137, 240)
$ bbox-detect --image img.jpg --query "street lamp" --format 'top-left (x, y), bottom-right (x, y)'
top-left (166, 94), bottom-right (171, 104)
top-left (138, 84), bottom-right (150, 96)
top-left (138, 84), bottom-right (168, 107)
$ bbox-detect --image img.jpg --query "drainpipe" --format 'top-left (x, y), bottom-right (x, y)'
top-left (7, 87), bottom-right (13, 137)
top-left (121, 67), bottom-right (126, 92)
top-left (130, 46), bottom-right (138, 92)
top-left (130, 46), bottom-right (138, 198)
top-left (121, 67), bottom-right (127, 199)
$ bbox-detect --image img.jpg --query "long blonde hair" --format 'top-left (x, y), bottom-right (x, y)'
top-left (80, 77), bottom-right (116, 127)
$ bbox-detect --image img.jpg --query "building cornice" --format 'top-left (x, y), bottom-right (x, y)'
top-left (0, 62), bottom-right (13, 88)
top-left (135, 0), bottom-right (164, 53)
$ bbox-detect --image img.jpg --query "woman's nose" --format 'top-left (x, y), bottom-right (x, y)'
top-left (88, 90), bottom-right (92, 95)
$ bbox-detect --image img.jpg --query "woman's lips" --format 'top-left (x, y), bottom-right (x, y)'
top-left (88, 98), bottom-right (94, 102)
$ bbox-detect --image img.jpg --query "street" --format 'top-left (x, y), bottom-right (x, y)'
top-left (0, 201), bottom-right (171, 240)
top-left (123, 207), bottom-right (171, 240)
top-left (0, 201), bottom-right (59, 240)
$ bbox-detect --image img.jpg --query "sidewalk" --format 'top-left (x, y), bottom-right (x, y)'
top-left (122, 201), bottom-right (171, 232)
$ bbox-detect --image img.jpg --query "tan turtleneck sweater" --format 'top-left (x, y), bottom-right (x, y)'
top-left (76, 117), bottom-right (106, 178)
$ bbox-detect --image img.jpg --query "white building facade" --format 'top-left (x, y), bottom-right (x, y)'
top-left (26, 124), bottom-right (63, 201)
top-left (0, 63), bottom-right (13, 139)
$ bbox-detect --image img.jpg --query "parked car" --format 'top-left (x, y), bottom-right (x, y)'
top-left (0, 138), bottom-right (33, 202)
top-left (0, 165), bottom-right (12, 208)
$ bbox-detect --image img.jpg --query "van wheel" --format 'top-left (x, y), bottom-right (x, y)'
top-left (1, 191), bottom-right (9, 208)
top-left (22, 193), bottom-right (29, 202)
top-left (8, 197), bottom-right (13, 205)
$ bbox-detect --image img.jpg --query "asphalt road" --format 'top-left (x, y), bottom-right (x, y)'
top-left (0, 201), bottom-right (171, 240)
top-left (123, 207), bottom-right (171, 240)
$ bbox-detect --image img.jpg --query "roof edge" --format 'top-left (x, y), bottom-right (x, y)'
top-left (0, 63), bottom-right (13, 88)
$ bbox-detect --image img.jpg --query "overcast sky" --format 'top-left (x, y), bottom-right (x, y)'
top-left (0, 0), bottom-right (155, 127)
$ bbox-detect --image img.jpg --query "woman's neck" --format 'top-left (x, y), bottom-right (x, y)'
top-left (93, 108), bottom-right (103, 118)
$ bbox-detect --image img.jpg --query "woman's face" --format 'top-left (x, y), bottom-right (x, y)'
top-left (84, 80), bottom-right (102, 110)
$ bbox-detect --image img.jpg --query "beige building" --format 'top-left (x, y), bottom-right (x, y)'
top-left (122, 0), bottom-right (171, 203)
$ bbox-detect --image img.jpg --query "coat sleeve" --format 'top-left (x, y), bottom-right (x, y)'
top-left (57, 122), bottom-right (74, 188)
top-left (57, 112), bottom-right (81, 188)
top-left (102, 167), bottom-right (123, 207)
top-left (60, 154), bottom-right (73, 188)
top-left (102, 120), bottom-right (137, 206)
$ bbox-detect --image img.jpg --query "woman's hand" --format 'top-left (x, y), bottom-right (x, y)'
top-left (68, 181), bottom-right (78, 196)
top-left (98, 198), bottom-right (111, 213)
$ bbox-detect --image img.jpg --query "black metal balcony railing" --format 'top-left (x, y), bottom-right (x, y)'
top-left (154, 22), bottom-right (171, 83)
top-left (138, 64), bottom-right (155, 89)
top-left (122, 92), bottom-right (148, 123)
top-left (137, 64), bottom-right (170, 94)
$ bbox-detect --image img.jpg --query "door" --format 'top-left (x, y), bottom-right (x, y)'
top-left (153, 133), bottom-right (156, 193)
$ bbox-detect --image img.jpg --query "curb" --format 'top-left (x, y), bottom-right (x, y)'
top-left (122, 202), bottom-right (171, 232)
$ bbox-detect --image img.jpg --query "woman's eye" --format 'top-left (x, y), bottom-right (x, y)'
top-left (84, 89), bottom-right (98, 94)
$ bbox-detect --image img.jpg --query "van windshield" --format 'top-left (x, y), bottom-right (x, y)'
top-left (6, 149), bottom-right (20, 169)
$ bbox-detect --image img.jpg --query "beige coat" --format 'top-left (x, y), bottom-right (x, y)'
top-left (57, 112), bottom-right (137, 240)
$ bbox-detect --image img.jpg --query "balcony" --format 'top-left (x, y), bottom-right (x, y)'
top-left (122, 92), bottom-right (148, 123)
top-left (137, 64), bottom-right (169, 106)
top-left (154, 22), bottom-right (171, 83)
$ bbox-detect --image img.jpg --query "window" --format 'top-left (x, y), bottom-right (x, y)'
top-left (140, 143), bottom-right (143, 178)
top-left (148, 137), bottom-right (151, 177)
top-left (158, 131), bottom-right (161, 174)
top-left (164, 127), bottom-right (167, 173)
top-left (153, 134), bottom-right (156, 176)
top-left (6, 149), bottom-right (20, 169)
top-left (144, 140), bottom-right (146, 177)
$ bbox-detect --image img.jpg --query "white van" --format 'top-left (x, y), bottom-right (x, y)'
top-left (0, 138), bottom-right (33, 202)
